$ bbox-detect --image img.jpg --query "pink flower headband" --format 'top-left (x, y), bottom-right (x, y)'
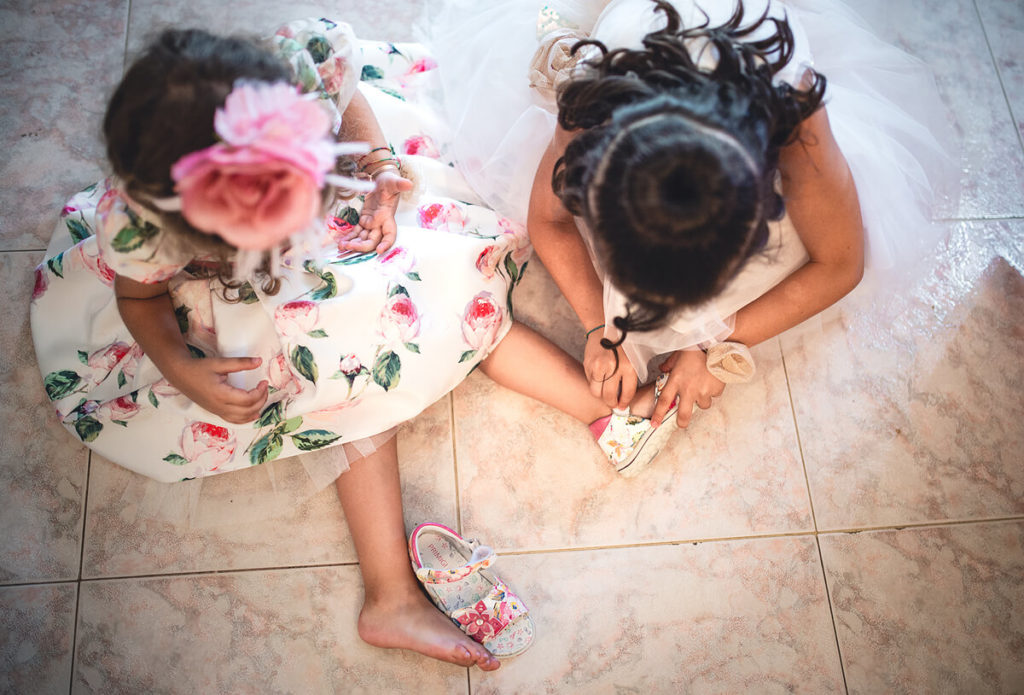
top-left (154, 81), bottom-right (372, 256)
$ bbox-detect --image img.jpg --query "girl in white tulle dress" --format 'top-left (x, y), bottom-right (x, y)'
top-left (429, 0), bottom-right (955, 436)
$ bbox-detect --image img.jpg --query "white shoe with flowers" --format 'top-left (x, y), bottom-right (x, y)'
top-left (588, 374), bottom-right (679, 477)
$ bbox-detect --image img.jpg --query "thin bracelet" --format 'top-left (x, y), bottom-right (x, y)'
top-left (369, 163), bottom-right (401, 180)
top-left (360, 157), bottom-right (400, 174)
top-left (356, 146), bottom-right (392, 166)
top-left (585, 323), bottom-right (605, 339)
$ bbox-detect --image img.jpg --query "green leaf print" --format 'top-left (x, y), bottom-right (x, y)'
top-left (255, 401), bottom-right (283, 428)
top-left (44, 370), bottom-right (82, 401)
top-left (406, 271), bottom-right (421, 282)
top-left (290, 345), bottom-right (319, 383)
top-left (504, 253), bottom-right (519, 284)
top-left (66, 218), bottom-right (92, 243)
top-left (308, 329), bottom-right (329, 338)
top-left (458, 350), bottom-right (478, 364)
top-left (173, 305), bottom-right (189, 334)
top-left (335, 252), bottom-right (377, 267)
top-left (77, 350), bottom-right (89, 365)
top-left (250, 432), bottom-right (283, 465)
top-left (110, 223), bottom-right (159, 253)
top-left (46, 253), bottom-right (64, 279)
top-left (376, 85), bottom-right (407, 102)
top-left (297, 61), bottom-right (319, 92)
top-left (310, 273), bottom-right (338, 301)
top-left (305, 35), bottom-right (332, 63)
top-left (372, 350), bottom-right (401, 392)
top-left (74, 416), bottom-right (103, 443)
top-left (404, 342), bottom-right (421, 354)
top-left (292, 429), bottom-right (342, 451)
top-left (112, 419), bottom-right (128, 427)
top-left (148, 389), bottom-right (160, 408)
top-left (339, 206), bottom-right (361, 225)
top-left (117, 371), bottom-right (126, 388)
top-left (278, 416), bottom-right (303, 435)
top-left (361, 64), bottom-right (385, 81)
top-left (237, 283), bottom-right (258, 304)
top-left (163, 453), bottom-right (188, 466)
top-left (389, 284), bottom-right (409, 298)
top-left (187, 344), bottom-right (206, 359)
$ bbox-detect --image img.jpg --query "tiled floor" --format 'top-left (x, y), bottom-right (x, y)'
top-left (2, 0), bottom-right (1023, 693)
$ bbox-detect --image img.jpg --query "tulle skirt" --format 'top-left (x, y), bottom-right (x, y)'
top-left (422, 0), bottom-right (959, 379)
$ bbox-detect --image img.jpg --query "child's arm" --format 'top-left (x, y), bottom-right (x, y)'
top-left (650, 106), bottom-right (865, 428)
top-left (114, 274), bottom-right (268, 424)
top-left (335, 89), bottom-right (413, 255)
top-left (528, 128), bottom-right (638, 410)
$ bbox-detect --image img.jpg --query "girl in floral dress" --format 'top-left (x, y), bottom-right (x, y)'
top-left (30, 17), bottom-right (674, 668)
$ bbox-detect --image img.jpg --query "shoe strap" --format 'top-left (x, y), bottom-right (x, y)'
top-left (414, 545), bottom-right (496, 584)
top-left (450, 581), bottom-right (529, 644)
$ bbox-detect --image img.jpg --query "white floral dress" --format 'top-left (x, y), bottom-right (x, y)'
top-left (30, 18), bottom-right (531, 483)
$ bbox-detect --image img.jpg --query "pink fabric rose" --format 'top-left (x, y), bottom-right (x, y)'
top-left (462, 292), bottom-right (504, 352)
top-left (274, 300), bottom-right (320, 337)
top-left (180, 421), bottom-right (237, 472)
top-left (379, 294), bottom-right (421, 344)
top-left (171, 83), bottom-right (337, 251)
top-left (402, 135), bottom-right (440, 158)
top-left (88, 341), bottom-right (131, 373)
top-left (456, 601), bottom-right (504, 643)
top-left (417, 202), bottom-right (466, 232)
top-left (101, 395), bottom-right (141, 422)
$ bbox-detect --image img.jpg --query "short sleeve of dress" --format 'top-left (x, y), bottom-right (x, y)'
top-left (273, 19), bottom-right (364, 130)
top-left (95, 185), bottom-right (191, 284)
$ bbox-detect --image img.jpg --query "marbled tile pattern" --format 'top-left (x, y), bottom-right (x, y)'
top-left (0, 583), bottom-right (77, 694)
top-left (74, 566), bottom-right (470, 694)
top-left (0, 253), bottom-right (88, 584)
top-left (0, 0), bottom-right (1022, 693)
top-left (820, 522), bottom-right (1024, 694)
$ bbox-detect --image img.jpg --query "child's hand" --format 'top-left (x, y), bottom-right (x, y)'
top-left (169, 356), bottom-right (269, 424)
top-left (583, 333), bottom-right (637, 410)
top-left (651, 349), bottom-right (725, 428)
top-left (339, 171), bottom-right (414, 255)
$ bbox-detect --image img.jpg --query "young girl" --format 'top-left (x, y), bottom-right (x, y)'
top-left (429, 0), bottom-right (955, 428)
top-left (30, 16), bottom-right (683, 670)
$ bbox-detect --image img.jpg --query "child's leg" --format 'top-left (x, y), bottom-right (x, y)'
top-left (480, 321), bottom-right (656, 423)
top-left (334, 436), bottom-right (500, 671)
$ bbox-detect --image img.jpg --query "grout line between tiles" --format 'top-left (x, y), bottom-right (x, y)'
top-left (816, 514), bottom-right (1024, 536)
top-left (77, 559), bottom-right (364, 584)
top-left (971, 0), bottom-right (1024, 160)
top-left (69, 451), bottom-right (92, 695)
top-left (448, 392), bottom-right (463, 537)
top-left (814, 536), bottom-right (850, 695)
top-left (779, 340), bottom-right (818, 532)
top-left (1, 248), bottom-right (48, 255)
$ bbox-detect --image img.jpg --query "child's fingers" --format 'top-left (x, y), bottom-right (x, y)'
top-left (211, 356), bottom-right (262, 374)
top-left (616, 374), bottom-right (637, 410)
top-left (375, 221), bottom-right (397, 255)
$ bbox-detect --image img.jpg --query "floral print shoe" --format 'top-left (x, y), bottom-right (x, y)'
top-left (589, 374), bottom-right (679, 477)
top-left (409, 523), bottom-right (535, 659)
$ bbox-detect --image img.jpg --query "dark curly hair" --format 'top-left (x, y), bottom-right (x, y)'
top-left (553, 0), bottom-right (825, 344)
top-left (104, 28), bottom-right (355, 296)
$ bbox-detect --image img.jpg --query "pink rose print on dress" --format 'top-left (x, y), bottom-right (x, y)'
top-left (460, 292), bottom-right (504, 362)
top-left (166, 421), bottom-right (237, 474)
top-left (326, 216), bottom-right (356, 252)
top-left (75, 244), bottom-right (116, 287)
top-left (32, 267), bottom-right (48, 302)
top-left (402, 135), bottom-right (440, 159)
top-left (318, 56), bottom-right (349, 95)
top-left (268, 352), bottom-right (303, 397)
top-left (379, 294), bottom-right (421, 345)
top-left (378, 246), bottom-right (420, 283)
top-left (475, 244), bottom-right (504, 280)
top-left (406, 57), bottom-right (438, 75)
top-left (100, 395), bottom-right (141, 423)
top-left (498, 217), bottom-right (532, 266)
top-left (275, 300), bottom-right (321, 338)
top-left (340, 354), bottom-right (362, 376)
top-left (417, 202), bottom-right (466, 232)
top-left (151, 378), bottom-right (181, 398)
top-left (87, 341), bottom-right (131, 376)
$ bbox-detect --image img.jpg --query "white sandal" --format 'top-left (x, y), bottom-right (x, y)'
top-left (589, 373), bottom-right (680, 477)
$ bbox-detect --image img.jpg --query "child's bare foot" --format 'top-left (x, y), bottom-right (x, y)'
top-left (358, 589), bottom-right (500, 671)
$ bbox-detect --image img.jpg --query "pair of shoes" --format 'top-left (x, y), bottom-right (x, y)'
top-left (589, 374), bottom-right (680, 477)
top-left (409, 522), bottom-right (535, 658)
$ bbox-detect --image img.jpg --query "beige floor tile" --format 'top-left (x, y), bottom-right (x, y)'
top-left (820, 521), bottom-right (1024, 694)
top-left (0, 582), bottom-right (77, 695)
top-left (786, 223), bottom-right (1024, 530)
top-left (1, 253), bottom-right (88, 584)
top-left (0, 0), bottom-right (124, 250)
top-left (469, 538), bottom-right (844, 694)
top-left (83, 396), bottom-right (458, 577)
top-left (976, 0), bottom-right (1024, 141)
top-left (74, 566), bottom-right (470, 694)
